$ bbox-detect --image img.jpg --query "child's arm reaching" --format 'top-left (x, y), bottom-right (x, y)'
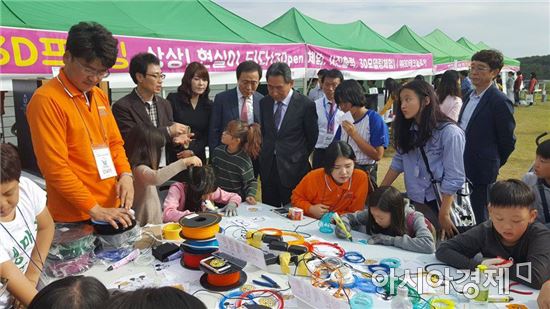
top-left (242, 163), bottom-right (258, 205)
top-left (1, 258), bottom-right (38, 307)
top-left (334, 210), bottom-right (369, 238)
top-left (135, 156), bottom-right (202, 186)
top-left (162, 183), bottom-right (191, 223)
top-left (210, 188), bottom-right (242, 216)
top-left (25, 208), bottom-right (54, 286)
top-left (435, 224), bottom-right (486, 269)
top-left (373, 212), bottom-right (435, 254)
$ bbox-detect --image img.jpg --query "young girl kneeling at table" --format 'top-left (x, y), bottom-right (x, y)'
top-left (335, 186), bottom-right (436, 254)
top-left (163, 165), bottom-right (242, 222)
top-left (126, 124), bottom-right (202, 225)
top-left (211, 120), bottom-right (261, 205)
top-left (291, 141), bottom-right (369, 219)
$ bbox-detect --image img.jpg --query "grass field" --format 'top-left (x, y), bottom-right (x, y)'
top-left (256, 100), bottom-right (549, 200)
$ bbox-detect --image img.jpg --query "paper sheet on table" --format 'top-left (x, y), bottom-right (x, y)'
top-left (336, 111), bottom-right (354, 125)
top-left (108, 272), bottom-right (155, 291)
top-left (226, 216), bottom-right (263, 230)
top-left (154, 259), bottom-right (203, 284)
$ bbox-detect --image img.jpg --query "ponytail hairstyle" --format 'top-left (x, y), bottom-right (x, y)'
top-left (185, 165), bottom-right (218, 212)
top-left (225, 120), bottom-right (262, 159)
top-left (365, 186), bottom-right (407, 236)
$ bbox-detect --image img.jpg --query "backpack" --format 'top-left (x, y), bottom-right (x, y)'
top-left (406, 211), bottom-right (437, 241)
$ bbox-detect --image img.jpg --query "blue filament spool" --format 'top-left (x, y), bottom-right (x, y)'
top-left (318, 212), bottom-right (334, 233)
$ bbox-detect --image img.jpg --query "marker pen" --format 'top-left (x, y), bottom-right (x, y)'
top-left (488, 295), bottom-right (514, 303)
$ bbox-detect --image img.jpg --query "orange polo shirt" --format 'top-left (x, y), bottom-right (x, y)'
top-left (291, 168), bottom-right (369, 216)
top-left (26, 69), bottom-right (131, 222)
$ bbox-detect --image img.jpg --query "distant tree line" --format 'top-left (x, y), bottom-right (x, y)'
top-left (517, 55), bottom-right (550, 80)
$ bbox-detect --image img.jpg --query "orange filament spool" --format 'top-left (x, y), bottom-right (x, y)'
top-left (258, 228), bottom-right (283, 237)
top-left (206, 271), bottom-right (241, 287)
top-left (180, 224), bottom-right (219, 240)
top-left (281, 231), bottom-right (305, 246)
top-left (182, 251), bottom-right (212, 270)
top-left (179, 212), bottom-right (222, 240)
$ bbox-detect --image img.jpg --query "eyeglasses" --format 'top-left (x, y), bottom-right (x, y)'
top-left (73, 58), bottom-right (110, 78)
top-left (239, 80), bottom-right (259, 87)
top-left (146, 73), bottom-right (166, 80)
top-left (469, 65), bottom-right (491, 72)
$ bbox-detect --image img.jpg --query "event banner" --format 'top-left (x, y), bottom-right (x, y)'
top-left (306, 45), bottom-right (433, 73)
top-left (0, 26), bottom-right (307, 74)
top-left (434, 61), bottom-right (470, 74)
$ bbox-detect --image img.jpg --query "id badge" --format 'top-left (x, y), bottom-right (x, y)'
top-left (92, 145), bottom-right (117, 179)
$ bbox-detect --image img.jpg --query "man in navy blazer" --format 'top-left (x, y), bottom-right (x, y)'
top-left (458, 50), bottom-right (516, 223)
top-left (259, 62), bottom-right (319, 207)
top-left (209, 61), bottom-right (263, 152)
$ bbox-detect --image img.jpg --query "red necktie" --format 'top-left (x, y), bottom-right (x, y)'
top-left (241, 96), bottom-right (249, 122)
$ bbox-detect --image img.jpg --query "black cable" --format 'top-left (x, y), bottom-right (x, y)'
top-left (280, 229), bottom-right (312, 239)
top-left (292, 218), bottom-right (320, 233)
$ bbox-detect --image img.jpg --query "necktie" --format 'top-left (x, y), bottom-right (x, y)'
top-left (327, 102), bottom-right (334, 133)
top-left (241, 96), bottom-right (249, 122)
top-left (273, 101), bottom-right (283, 131)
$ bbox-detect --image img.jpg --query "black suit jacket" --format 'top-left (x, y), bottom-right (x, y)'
top-left (259, 90), bottom-right (319, 188)
top-left (458, 84), bottom-right (516, 184)
top-left (112, 89), bottom-right (173, 143)
top-left (208, 88), bottom-right (263, 150)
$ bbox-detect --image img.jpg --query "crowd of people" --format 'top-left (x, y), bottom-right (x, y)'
top-left (1, 21), bottom-right (550, 308)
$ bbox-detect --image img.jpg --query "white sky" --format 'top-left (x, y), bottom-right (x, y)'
top-left (214, 0), bottom-right (550, 58)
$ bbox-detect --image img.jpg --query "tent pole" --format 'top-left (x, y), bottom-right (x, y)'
top-left (303, 44), bottom-right (308, 94)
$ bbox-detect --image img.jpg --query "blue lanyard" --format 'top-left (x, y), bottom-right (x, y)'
top-left (323, 97), bottom-right (337, 132)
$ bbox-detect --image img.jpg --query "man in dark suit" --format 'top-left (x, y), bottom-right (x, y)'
top-left (259, 62), bottom-right (319, 207)
top-left (458, 49), bottom-right (516, 223)
top-left (113, 53), bottom-right (188, 165)
top-left (209, 61), bottom-right (263, 174)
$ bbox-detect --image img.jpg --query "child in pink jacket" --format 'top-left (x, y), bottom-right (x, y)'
top-left (162, 166), bottom-right (241, 222)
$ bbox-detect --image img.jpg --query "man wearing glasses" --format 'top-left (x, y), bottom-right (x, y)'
top-left (209, 60), bottom-right (264, 174)
top-left (458, 49), bottom-right (516, 224)
top-left (27, 22), bottom-right (134, 229)
top-left (113, 52), bottom-right (190, 167)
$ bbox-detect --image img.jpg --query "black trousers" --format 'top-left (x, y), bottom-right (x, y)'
top-left (471, 183), bottom-right (489, 224)
top-left (252, 157), bottom-right (260, 179)
top-left (514, 91), bottom-right (520, 104)
top-left (312, 148), bottom-right (326, 170)
top-left (261, 158), bottom-right (292, 207)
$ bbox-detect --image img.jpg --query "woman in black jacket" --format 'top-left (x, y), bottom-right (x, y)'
top-left (167, 62), bottom-right (212, 164)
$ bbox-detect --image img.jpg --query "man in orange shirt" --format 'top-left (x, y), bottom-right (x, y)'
top-left (27, 22), bottom-right (134, 229)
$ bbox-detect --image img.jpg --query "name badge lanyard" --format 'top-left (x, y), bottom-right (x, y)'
top-left (57, 77), bottom-right (109, 146)
top-left (57, 77), bottom-right (116, 180)
top-left (323, 98), bottom-right (337, 134)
